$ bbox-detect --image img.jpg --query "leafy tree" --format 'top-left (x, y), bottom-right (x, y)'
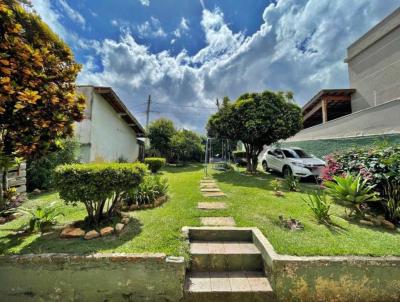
top-left (27, 139), bottom-right (80, 191)
top-left (0, 0), bottom-right (85, 208)
top-left (207, 91), bottom-right (302, 172)
top-left (148, 118), bottom-right (176, 160)
top-left (171, 129), bottom-right (204, 162)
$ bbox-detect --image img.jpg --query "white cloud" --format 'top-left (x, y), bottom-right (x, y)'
top-left (139, 0), bottom-right (150, 6)
top-left (59, 0), bottom-right (85, 27)
top-left (137, 16), bottom-right (167, 38)
top-left (31, 0), bottom-right (399, 132)
top-left (111, 19), bottom-right (118, 27)
top-left (173, 17), bottom-right (190, 39)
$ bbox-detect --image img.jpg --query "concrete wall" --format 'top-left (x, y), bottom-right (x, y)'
top-left (251, 228), bottom-right (400, 302)
top-left (75, 86), bottom-right (139, 162)
top-left (347, 8), bottom-right (400, 111)
top-left (286, 99), bottom-right (400, 143)
top-left (0, 253), bottom-right (185, 302)
top-left (273, 257), bottom-right (400, 302)
top-left (90, 92), bottom-right (139, 162)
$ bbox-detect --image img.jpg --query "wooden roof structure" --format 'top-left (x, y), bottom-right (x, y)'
top-left (302, 89), bottom-right (355, 129)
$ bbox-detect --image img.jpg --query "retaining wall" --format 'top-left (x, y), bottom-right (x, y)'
top-left (0, 253), bottom-right (185, 302)
top-left (251, 228), bottom-right (400, 302)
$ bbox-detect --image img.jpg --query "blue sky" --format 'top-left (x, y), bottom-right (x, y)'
top-left (31, 0), bottom-right (399, 132)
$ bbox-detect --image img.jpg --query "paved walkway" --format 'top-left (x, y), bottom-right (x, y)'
top-left (198, 177), bottom-right (235, 227)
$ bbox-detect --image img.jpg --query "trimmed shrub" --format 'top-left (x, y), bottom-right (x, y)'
top-left (127, 174), bottom-right (168, 206)
top-left (144, 157), bottom-right (166, 173)
top-left (54, 163), bottom-right (147, 225)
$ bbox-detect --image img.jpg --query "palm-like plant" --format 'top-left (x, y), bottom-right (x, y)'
top-left (303, 191), bottom-right (332, 225)
top-left (324, 174), bottom-right (379, 216)
top-left (18, 202), bottom-right (64, 233)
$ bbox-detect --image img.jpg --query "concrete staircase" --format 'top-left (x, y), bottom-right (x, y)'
top-left (184, 228), bottom-right (276, 302)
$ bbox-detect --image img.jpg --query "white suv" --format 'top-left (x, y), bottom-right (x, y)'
top-left (261, 147), bottom-right (325, 178)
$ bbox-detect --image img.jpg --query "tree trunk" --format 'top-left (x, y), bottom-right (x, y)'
top-left (0, 168), bottom-right (4, 211)
top-left (251, 155), bottom-right (258, 173)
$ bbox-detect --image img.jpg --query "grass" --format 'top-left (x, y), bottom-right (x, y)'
top-left (0, 164), bottom-right (399, 256)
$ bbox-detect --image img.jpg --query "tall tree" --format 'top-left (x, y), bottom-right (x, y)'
top-left (207, 91), bottom-right (302, 172)
top-left (0, 0), bottom-right (85, 208)
top-left (170, 129), bottom-right (204, 163)
top-left (148, 118), bottom-right (176, 160)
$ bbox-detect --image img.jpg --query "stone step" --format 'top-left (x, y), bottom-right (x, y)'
top-left (197, 202), bottom-right (227, 210)
top-left (200, 184), bottom-right (219, 189)
top-left (202, 191), bottom-right (226, 197)
top-left (201, 217), bottom-right (235, 227)
top-left (184, 271), bottom-right (276, 302)
top-left (200, 188), bottom-right (222, 192)
top-left (190, 241), bottom-right (263, 272)
top-left (188, 227), bottom-right (253, 242)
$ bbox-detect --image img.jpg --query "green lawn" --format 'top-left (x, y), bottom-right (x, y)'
top-left (0, 164), bottom-right (399, 256)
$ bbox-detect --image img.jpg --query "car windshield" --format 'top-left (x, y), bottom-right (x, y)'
top-left (282, 149), bottom-right (312, 158)
top-left (292, 149), bottom-right (312, 158)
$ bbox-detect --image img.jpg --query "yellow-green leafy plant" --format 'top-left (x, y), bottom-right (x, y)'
top-left (324, 174), bottom-right (379, 216)
top-left (18, 201), bottom-right (64, 233)
top-left (303, 191), bottom-right (332, 225)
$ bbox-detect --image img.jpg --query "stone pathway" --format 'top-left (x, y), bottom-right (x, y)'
top-left (197, 202), bottom-right (227, 210)
top-left (200, 217), bottom-right (236, 227)
top-left (198, 177), bottom-right (233, 226)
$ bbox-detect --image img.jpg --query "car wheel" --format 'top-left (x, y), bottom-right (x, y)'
top-left (262, 161), bottom-right (269, 172)
top-left (283, 166), bottom-right (292, 179)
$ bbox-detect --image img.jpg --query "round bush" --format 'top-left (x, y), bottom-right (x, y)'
top-left (54, 162), bottom-right (147, 225)
top-left (144, 157), bottom-right (166, 173)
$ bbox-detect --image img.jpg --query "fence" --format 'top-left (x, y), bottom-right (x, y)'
top-left (0, 163), bottom-right (27, 195)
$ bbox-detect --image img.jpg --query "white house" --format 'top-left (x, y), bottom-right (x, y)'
top-left (75, 85), bottom-right (146, 163)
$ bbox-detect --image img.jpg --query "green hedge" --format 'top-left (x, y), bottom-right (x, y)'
top-left (280, 134), bottom-right (400, 158)
top-left (54, 163), bottom-right (147, 225)
top-left (144, 157), bottom-right (166, 173)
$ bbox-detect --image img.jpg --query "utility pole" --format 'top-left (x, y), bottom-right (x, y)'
top-left (145, 94), bottom-right (152, 131)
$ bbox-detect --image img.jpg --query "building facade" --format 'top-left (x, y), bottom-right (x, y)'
top-left (284, 7), bottom-right (400, 154)
top-left (76, 86), bottom-right (145, 163)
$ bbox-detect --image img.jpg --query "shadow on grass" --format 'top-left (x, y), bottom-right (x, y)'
top-left (2, 218), bottom-right (143, 255)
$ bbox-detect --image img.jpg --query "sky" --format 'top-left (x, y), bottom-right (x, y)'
top-left (30, 0), bottom-right (399, 133)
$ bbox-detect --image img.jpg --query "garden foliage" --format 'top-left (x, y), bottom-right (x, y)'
top-left (0, 0), bottom-right (85, 206)
top-left (324, 174), bottom-right (379, 216)
top-left (27, 139), bottom-right (79, 191)
top-left (55, 163), bottom-right (147, 225)
top-left (127, 174), bottom-right (168, 206)
top-left (18, 201), bottom-right (64, 233)
top-left (303, 191), bottom-right (332, 225)
top-left (144, 157), bottom-right (166, 173)
top-left (321, 144), bottom-right (400, 190)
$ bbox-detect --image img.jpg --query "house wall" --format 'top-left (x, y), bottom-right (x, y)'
top-left (347, 9), bottom-right (400, 112)
top-left (90, 92), bottom-right (139, 162)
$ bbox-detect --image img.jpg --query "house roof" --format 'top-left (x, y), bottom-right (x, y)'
top-left (89, 86), bottom-right (146, 137)
top-left (302, 89), bottom-right (356, 115)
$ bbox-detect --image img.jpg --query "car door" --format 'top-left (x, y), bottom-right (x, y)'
top-left (273, 149), bottom-right (285, 172)
top-left (267, 149), bottom-right (280, 171)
